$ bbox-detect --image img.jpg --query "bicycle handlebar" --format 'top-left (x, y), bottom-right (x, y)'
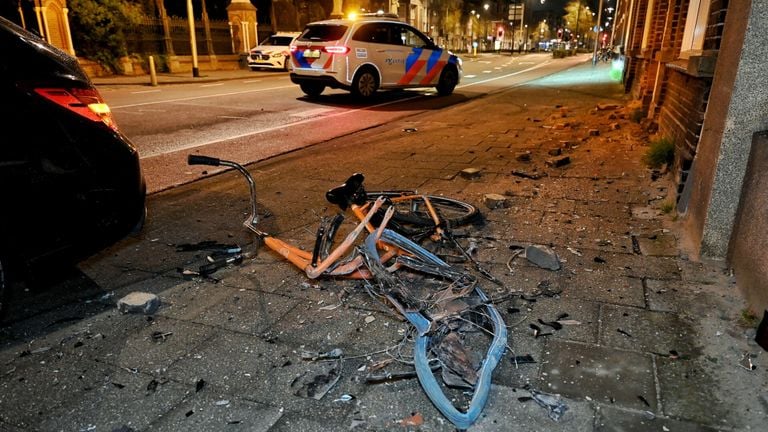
top-left (188, 155), bottom-right (221, 166)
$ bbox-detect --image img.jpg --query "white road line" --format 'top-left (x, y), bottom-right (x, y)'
top-left (201, 83), bottom-right (226, 87)
top-left (141, 94), bottom-right (423, 157)
top-left (289, 107), bottom-right (336, 117)
top-left (113, 84), bottom-right (296, 109)
top-left (457, 61), bottom-right (550, 88)
top-left (131, 89), bottom-right (162, 94)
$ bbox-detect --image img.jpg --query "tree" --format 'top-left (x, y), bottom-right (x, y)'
top-left (562, 0), bottom-right (594, 48)
top-left (69, 0), bottom-right (144, 72)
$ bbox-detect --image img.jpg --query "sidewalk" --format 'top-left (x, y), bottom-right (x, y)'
top-left (1, 59), bottom-right (766, 431)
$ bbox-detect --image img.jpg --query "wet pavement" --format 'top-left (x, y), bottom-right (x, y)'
top-left (1, 55), bottom-right (767, 431)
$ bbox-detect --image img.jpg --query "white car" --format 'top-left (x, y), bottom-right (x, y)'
top-left (248, 32), bottom-right (301, 71)
top-left (289, 13), bottom-right (462, 99)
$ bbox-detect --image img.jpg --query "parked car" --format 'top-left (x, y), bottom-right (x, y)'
top-left (0, 16), bottom-right (147, 312)
top-left (248, 32), bottom-right (301, 71)
top-left (289, 12), bottom-right (462, 99)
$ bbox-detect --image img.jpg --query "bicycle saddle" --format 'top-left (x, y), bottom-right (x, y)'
top-left (326, 173), bottom-right (367, 210)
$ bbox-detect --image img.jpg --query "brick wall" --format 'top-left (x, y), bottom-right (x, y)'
top-left (658, 69), bottom-right (711, 162)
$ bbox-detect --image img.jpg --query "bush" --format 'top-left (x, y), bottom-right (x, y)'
top-left (69, 0), bottom-right (143, 73)
top-left (644, 137), bottom-right (675, 168)
top-left (552, 50), bottom-right (567, 59)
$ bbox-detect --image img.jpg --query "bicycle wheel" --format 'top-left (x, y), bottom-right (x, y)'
top-left (364, 191), bottom-right (480, 229)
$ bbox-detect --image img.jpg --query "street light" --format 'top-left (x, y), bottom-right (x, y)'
top-left (483, 3), bottom-right (489, 52)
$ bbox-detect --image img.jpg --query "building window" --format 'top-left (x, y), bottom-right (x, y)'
top-left (679, 0), bottom-right (710, 58)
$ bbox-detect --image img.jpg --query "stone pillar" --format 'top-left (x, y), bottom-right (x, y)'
top-left (684, 1), bottom-right (768, 258)
top-left (331, 0), bottom-right (343, 18)
top-left (227, 0), bottom-right (258, 53)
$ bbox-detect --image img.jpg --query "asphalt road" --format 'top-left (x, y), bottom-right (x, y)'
top-left (97, 53), bottom-right (580, 194)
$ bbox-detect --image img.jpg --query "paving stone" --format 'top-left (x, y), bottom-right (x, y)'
top-left (600, 304), bottom-right (698, 355)
top-left (117, 291), bottom-right (161, 315)
top-left (150, 393), bottom-right (283, 432)
top-left (471, 385), bottom-right (596, 431)
top-left (655, 355), bottom-right (747, 428)
top-left (635, 233), bottom-right (678, 257)
top-left (561, 272), bottom-right (645, 307)
top-left (538, 340), bottom-right (656, 412)
top-left (114, 316), bottom-right (217, 371)
top-left (595, 405), bottom-right (719, 431)
top-left (7, 361), bottom-right (187, 432)
top-left (190, 288), bottom-right (301, 335)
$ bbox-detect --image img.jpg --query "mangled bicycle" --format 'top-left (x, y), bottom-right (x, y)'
top-left (188, 154), bottom-right (507, 429)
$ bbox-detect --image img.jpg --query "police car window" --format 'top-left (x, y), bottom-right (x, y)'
top-left (352, 23), bottom-right (389, 44)
top-left (398, 25), bottom-right (429, 48)
top-left (298, 24), bottom-right (348, 42)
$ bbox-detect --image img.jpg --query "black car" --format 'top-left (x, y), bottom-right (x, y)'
top-left (0, 16), bottom-right (146, 312)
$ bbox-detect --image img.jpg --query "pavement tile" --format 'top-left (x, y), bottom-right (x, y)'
top-left (636, 233), bottom-right (679, 257)
top-left (538, 340), bottom-right (657, 412)
top-left (37, 367), bottom-right (188, 432)
top-left (562, 271), bottom-right (645, 307)
top-left (599, 304), bottom-right (698, 355)
top-left (655, 355), bottom-right (749, 428)
top-left (189, 287), bottom-right (302, 335)
top-left (266, 299), bottom-right (407, 355)
top-left (149, 393), bottom-right (283, 432)
top-left (472, 385), bottom-right (596, 431)
top-left (594, 405), bottom-right (719, 431)
top-left (111, 315), bottom-right (218, 372)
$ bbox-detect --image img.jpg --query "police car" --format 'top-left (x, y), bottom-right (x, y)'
top-left (248, 32), bottom-right (300, 71)
top-left (289, 12), bottom-right (462, 99)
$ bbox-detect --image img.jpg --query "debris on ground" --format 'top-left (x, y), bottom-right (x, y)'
top-left (290, 359), bottom-right (342, 400)
top-left (739, 352), bottom-right (756, 371)
top-left (175, 241), bottom-right (243, 278)
top-left (483, 193), bottom-right (508, 209)
top-left (526, 388), bottom-right (569, 421)
top-left (525, 245), bottom-right (561, 270)
top-left (397, 412), bottom-right (424, 427)
top-left (460, 167), bottom-right (482, 179)
top-left (117, 292), bottom-right (160, 315)
top-left (300, 348), bottom-right (343, 361)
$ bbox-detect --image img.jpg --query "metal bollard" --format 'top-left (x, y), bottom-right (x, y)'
top-left (149, 55), bottom-right (158, 86)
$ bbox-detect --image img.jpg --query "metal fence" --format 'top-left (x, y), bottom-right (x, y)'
top-left (124, 17), bottom-right (234, 57)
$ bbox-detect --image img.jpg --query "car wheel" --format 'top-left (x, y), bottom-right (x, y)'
top-left (283, 56), bottom-right (290, 72)
top-left (352, 67), bottom-right (379, 99)
top-left (300, 82), bottom-right (325, 97)
top-left (436, 66), bottom-right (459, 96)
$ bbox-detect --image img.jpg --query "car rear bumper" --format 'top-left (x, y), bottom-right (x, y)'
top-left (289, 73), bottom-right (349, 91)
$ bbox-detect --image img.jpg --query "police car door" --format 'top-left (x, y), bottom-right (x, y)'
top-left (395, 24), bottom-right (444, 87)
top-left (351, 22), bottom-right (410, 87)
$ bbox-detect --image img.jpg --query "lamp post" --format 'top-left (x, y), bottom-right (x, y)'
top-left (186, 0), bottom-right (199, 77)
top-left (483, 3), bottom-right (489, 52)
top-left (592, 0), bottom-right (604, 65)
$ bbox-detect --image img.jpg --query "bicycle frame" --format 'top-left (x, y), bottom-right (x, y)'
top-left (187, 155), bottom-right (508, 430)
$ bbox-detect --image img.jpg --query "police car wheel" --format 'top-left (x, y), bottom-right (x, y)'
top-left (436, 66), bottom-right (459, 96)
top-left (283, 57), bottom-right (290, 71)
top-left (352, 68), bottom-right (379, 99)
top-left (300, 82), bottom-right (325, 97)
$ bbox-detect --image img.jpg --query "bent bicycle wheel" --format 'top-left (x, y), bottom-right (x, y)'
top-left (364, 191), bottom-right (480, 229)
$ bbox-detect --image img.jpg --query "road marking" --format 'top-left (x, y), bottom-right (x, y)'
top-left (289, 107), bottom-right (335, 117)
top-left (219, 115), bottom-right (248, 119)
top-left (131, 90), bottom-right (162, 94)
top-left (464, 74), bottom-right (477, 78)
top-left (140, 95), bottom-right (422, 158)
top-left (113, 85), bottom-right (296, 109)
top-left (201, 83), bottom-right (226, 87)
top-left (457, 61), bottom-right (551, 89)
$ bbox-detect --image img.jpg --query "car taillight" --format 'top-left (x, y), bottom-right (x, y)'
top-left (34, 87), bottom-right (119, 131)
top-left (324, 46), bottom-right (350, 55)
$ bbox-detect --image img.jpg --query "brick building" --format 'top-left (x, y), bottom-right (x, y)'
top-left (617, 0), bottom-right (768, 312)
